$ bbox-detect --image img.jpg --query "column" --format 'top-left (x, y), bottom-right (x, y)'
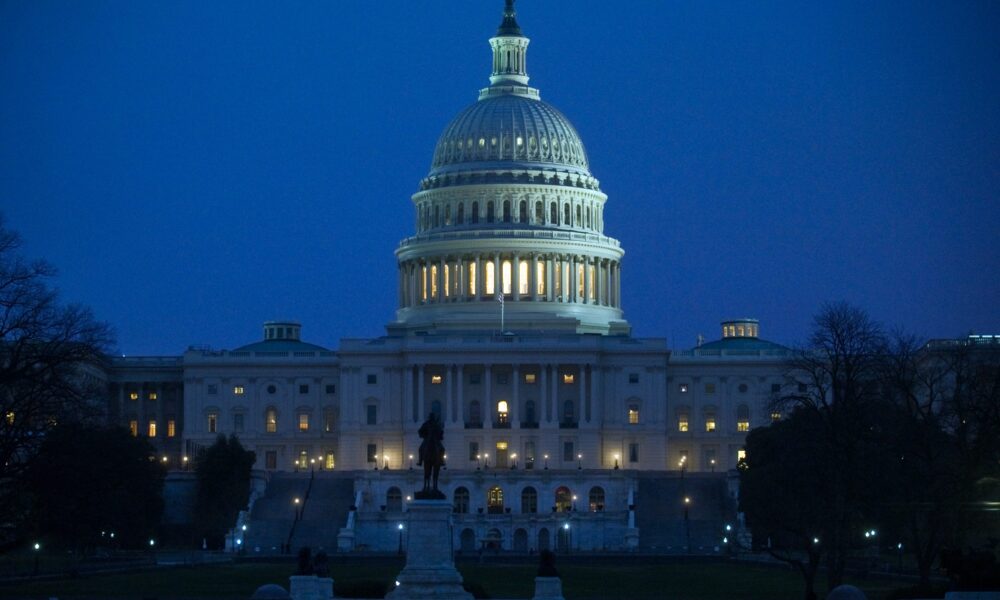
top-left (579, 366), bottom-right (587, 425)
top-left (484, 364), bottom-right (492, 429)
top-left (583, 256), bottom-right (591, 305)
top-left (493, 253), bottom-right (501, 298)
top-left (457, 258), bottom-right (465, 302)
top-left (512, 364), bottom-right (520, 426)
top-left (512, 253), bottom-right (520, 302)
top-left (545, 255), bottom-right (554, 302)
top-left (475, 255), bottom-right (483, 301)
top-left (405, 365), bottom-right (415, 423)
top-left (531, 254), bottom-right (540, 301)
top-left (438, 257), bottom-right (446, 302)
top-left (616, 262), bottom-right (622, 308)
top-left (569, 256), bottom-right (577, 303)
top-left (549, 364), bottom-right (558, 423)
top-left (457, 365), bottom-right (464, 424)
top-left (540, 365), bottom-right (548, 423)
top-left (417, 365), bottom-right (425, 421)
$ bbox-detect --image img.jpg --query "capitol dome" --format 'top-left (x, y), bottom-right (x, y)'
top-left (390, 0), bottom-right (629, 337)
top-left (429, 94), bottom-right (591, 177)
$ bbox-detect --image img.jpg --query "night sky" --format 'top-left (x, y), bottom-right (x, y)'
top-left (1, 1), bottom-right (997, 355)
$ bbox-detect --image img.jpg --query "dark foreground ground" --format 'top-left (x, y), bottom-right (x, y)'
top-left (0, 555), bottom-right (917, 600)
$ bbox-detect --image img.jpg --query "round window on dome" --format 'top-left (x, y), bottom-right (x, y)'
top-left (516, 136), bottom-right (523, 147)
top-left (491, 137), bottom-right (497, 147)
top-left (479, 138), bottom-right (485, 148)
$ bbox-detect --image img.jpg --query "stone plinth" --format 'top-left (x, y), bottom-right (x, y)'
top-left (337, 527), bottom-right (355, 552)
top-left (289, 575), bottom-right (333, 600)
top-left (385, 499), bottom-right (472, 600)
top-left (532, 576), bottom-right (565, 600)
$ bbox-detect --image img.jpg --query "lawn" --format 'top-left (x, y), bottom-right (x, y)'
top-left (0, 557), bottom-right (906, 599)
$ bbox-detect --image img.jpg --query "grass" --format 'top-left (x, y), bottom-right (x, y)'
top-left (0, 556), bottom-right (910, 599)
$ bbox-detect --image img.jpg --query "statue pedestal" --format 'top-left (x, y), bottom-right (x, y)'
top-left (385, 499), bottom-right (472, 600)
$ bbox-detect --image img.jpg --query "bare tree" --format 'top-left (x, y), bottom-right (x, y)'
top-left (0, 217), bottom-right (114, 539)
top-left (773, 301), bottom-right (889, 589)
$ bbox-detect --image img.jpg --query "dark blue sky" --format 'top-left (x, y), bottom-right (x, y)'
top-left (2, 1), bottom-right (998, 355)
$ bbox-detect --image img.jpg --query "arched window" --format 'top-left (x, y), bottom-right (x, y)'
top-left (456, 203), bottom-right (464, 225)
top-left (586, 206), bottom-right (591, 228)
top-left (496, 400), bottom-right (509, 425)
top-left (488, 486), bottom-right (504, 514)
top-left (564, 203), bottom-right (571, 225)
top-left (563, 399), bottom-right (575, 424)
top-left (588, 486), bottom-right (605, 512)
top-left (469, 401), bottom-right (482, 425)
top-left (454, 487), bottom-right (470, 514)
top-left (628, 403), bottom-right (640, 425)
top-left (518, 261), bottom-right (529, 295)
top-left (265, 407), bottom-right (278, 433)
top-left (524, 400), bottom-right (536, 425)
top-left (536, 261), bottom-right (546, 295)
top-left (485, 261), bottom-right (495, 295)
top-left (519, 200), bottom-right (527, 222)
top-left (444, 205), bottom-right (451, 226)
top-left (521, 486), bottom-right (537, 514)
top-left (554, 486), bottom-right (572, 512)
top-left (471, 201), bottom-right (479, 224)
top-left (502, 260), bottom-right (512, 295)
top-left (434, 205), bottom-right (440, 228)
top-left (737, 404), bottom-right (750, 432)
top-left (535, 201), bottom-right (543, 223)
top-left (387, 487), bottom-right (403, 512)
top-left (575, 205), bottom-right (581, 225)
top-left (550, 202), bottom-right (558, 224)
top-left (487, 201), bottom-right (495, 223)
top-left (431, 400), bottom-right (442, 420)
top-left (502, 200), bottom-right (511, 223)
top-left (467, 261), bottom-right (477, 295)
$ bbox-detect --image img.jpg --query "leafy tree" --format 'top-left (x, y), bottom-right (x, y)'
top-left (194, 434), bottom-right (255, 548)
top-left (0, 216), bottom-right (114, 543)
top-left (740, 410), bottom-right (831, 600)
top-left (25, 423), bottom-right (165, 551)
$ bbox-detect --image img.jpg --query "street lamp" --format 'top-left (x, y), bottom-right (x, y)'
top-left (543, 454), bottom-right (549, 470)
top-left (32, 542), bottom-right (40, 575)
top-left (397, 523), bottom-right (405, 555)
top-left (563, 522), bottom-right (571, 553)
top-left (409, 454), bottom-right (414, 470)
top-left (683, 496), bottom-right (691, 554)
top-left (374, 454), bottom-right (379, 470)
top-left (483, 453), bottom-right (490, 469)
top-left (709, 458), bottom-right (716, 472)
top-left (511, 453), bottom-right (517, 469)
top-left (476, 454), bottom-right (482, 470)
top-left (182, 455), bottom-right (189, 470)
top-left (614, 453), bottom-right (620, 470)
top-left (572, 495), bottom-right (578, 511)
top-left (577, 453), bottom-right (582, 470)
top-left (293, 497), bottom-right (301, 520)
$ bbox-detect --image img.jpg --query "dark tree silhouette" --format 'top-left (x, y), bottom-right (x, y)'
top-left (0, 217), bottom-right (114, 543)
top-left (194, 434), bottom-right (255, 548)
top-left (26, 423), bottom-right (165, 551)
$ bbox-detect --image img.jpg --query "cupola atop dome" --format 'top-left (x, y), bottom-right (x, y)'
top-left (485, 0), bottom-right (533, 94)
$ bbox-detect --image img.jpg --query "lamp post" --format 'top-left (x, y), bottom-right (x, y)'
top-left (577, 453), bottom-right (582, 470)
top-left (614, 453), bottom-right (620, 470)
top-left (511, 453), bottom-right (517, 469)
top-left (409, 454), bottom-right (414, 470)
top-left (182, 455), bottom-right (189, 470)
top-left (543, 454), bottom-right (549, 470)
top-left (476, 454), bottom-right (482, 470)
top-left (32, 542), bottom-right (41, 576)
top-left (373, 454), bottom-right (379, 470)
top-left (572, 495), bottom-right (578, 512)
top-left (293, 497), bottom-right (301, 520)
top-left (483, 453), bottom-right (490, 470)
top-left (397, 523), bottom-right (405, 555)
top-left (683, 496), bottom-right (691, 554)
top-left (709, 458), bottom-right (716, 472)
top-left (563, 522), bottom-right (571, 554)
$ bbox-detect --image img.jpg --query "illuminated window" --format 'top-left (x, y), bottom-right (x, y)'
top-left (129, 391), bottom-right (139, 400)
top-left (208, 412), bottom-right (218, 433)
top-left (233, 386), bottom-right (245, 395)
top-left (430, 265), bottom-right (438, 297)
top-left (129, 420), bottom-right (138, 437)
top-left (737, 449), bottom-right (747, 463)
top-left (298, 413), bottom-right (309, 432)
top-left (325, 452), bottom-right (335, 469)
top-left (497, 400), bottom-right (509, 424)
top-left (431, 375), bottom-right (443, 384)
top-left (443, 264), bottom-right (450, 297)
top-left (488, 486), bottom-right (504, 514)
top-left (679, 384), bottom-right (689, 393)
top-left (519, 261), bottom-right (529, 294)
top-left (536, 261), bottom-right (545, 295)
top-left (266, 408), bottom-right (277, 433)
top-left (167, 419), bottom-right (176, 438)
top-left (502, 260), bottom-right (512, 294)
top-left (628, 405), bottom-right (639, 424)
top-left (678, 414), bottom-right (689, 432)
top-left (588, 264), bottom-right (595, 300)
top-left (562, 373), bottom-right (575, 384)
top-left (5, 411), bottom-right (14, 425)
top-left (737, 404), bottom-right (750, 432)
top-left (421, 266), bottom-right (428, 301)
top-left (589, 486), bottom-right (605, 512)
top-left (148, 392), bottom-right (157, 400)
top-left (148, 420), bottom-right (157, 437)
top-left (705, 416), bottom-right (716, 432)
top-left (577, 264), bottom-right (584, 297)
top-left (468, 262), bottom-right (477, 295)
top-left (524, 373), bottom-right (536, 384)
top-left (554, 261), bottom-right (562, 296)
top-left (771, 412), bottom-right (782, 422)
top-left (485, 261), bottom-right (495, 295)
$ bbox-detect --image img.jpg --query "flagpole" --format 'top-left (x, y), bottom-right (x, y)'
top-left (498, 292), bottom-right (505, 333)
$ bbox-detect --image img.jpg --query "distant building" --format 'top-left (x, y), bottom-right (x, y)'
top-left (105, 2), bottom-right (796, 553)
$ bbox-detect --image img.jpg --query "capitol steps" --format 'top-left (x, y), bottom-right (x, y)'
top-left (634, 473), bottom-right (736, 553)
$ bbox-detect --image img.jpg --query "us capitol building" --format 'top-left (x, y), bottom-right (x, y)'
top-left (107, 2), bottom-right (791, 554)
